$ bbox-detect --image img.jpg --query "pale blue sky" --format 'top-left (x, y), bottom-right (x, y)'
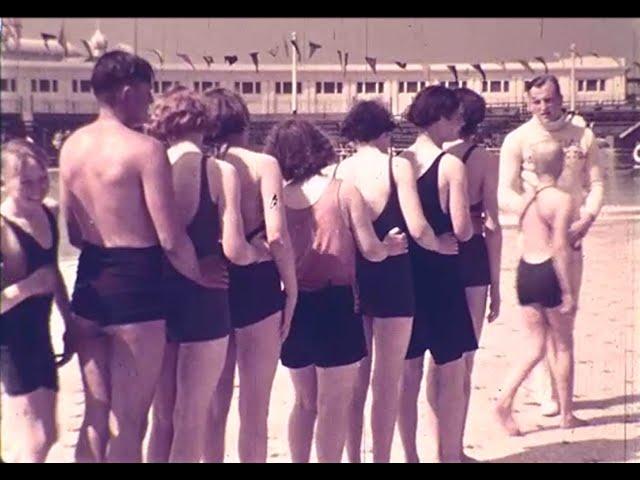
top-left (18, 18), bottom-right (640, 67)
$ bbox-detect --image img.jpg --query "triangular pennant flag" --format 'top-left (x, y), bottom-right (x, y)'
top-left (447, 65), bottom-right (458, 82)
top-left (308, 41), bottom-right (322, 59)
top-left (41, 33), bottom-right (57, 50)
top-left (283, 36), bottom-right (290, 59)
top-left (534, 56), bottom-right (548, 73)
top-left (395, 61), bottom-right (407, 70)
top-left (81, 39), bottom-right (95, 62)
top-left (590, 51), bottom-right (600, 58)
top-left (177, 52), bottom-right (196, 70)
top-left (268, 45), bottom-right (279, 58)
top-left (58, 24), bottom-right (68, 57)
top-left (365, 56), bottom-right (377, 74)
top-left (337, 50), bottom-right (343, 68)
top-left (343, 52), bottom-right (349, 76)
top-left (249, 51), bottom-right (259, 72)
top-left (203, 55), bottom-right (214, 68)
top-left (517, 59), bottom-right (535, 74)
top-left (224, 55), bottom-right (238, 66)
top-left (290, 39), bottom-right (301, 61)
top-left (471, 63), bottom-right (486, 82)
top-left (148, 48), bottom-right (164, 66)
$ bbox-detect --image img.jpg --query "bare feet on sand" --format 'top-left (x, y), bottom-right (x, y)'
top-left (560, 415), bottom-right (590, 429)
top-left (494, 404), bottom-right (523, 436)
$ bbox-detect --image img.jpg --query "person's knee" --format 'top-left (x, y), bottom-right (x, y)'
top-left (437, 360), bottom-right (466, 390)
top-left (371, 366), bottom-right (402, 399)
top-left (151, 392), bottom-right (175, 427)
top-left (171, 399), bottom-right (205, 431)
top-left (28, 419), bottom-right (57, 455)
top-left (552, 332), bottom-right (574, 354)
top-left (527, 343), bottom-right (547, 365)
top-left (110, 406), bottom-right (147, 439)
top-left (83, 401), bottom-right (110, 431)
top-left (294, 389), bottom-right (318, 416)
top-left (238, 392), bottom-right (269, 423)
top-left (208, 397), bottom-right (232, 429)
top-left (351, 375), bottom-right (369, 406)
top-left (318, 386), bottom-right (351, 417)
top-left (402, 361), bottom-right (423, 389)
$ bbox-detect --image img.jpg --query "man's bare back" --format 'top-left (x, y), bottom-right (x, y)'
top-left (60, 119), bottom-right (166, 248)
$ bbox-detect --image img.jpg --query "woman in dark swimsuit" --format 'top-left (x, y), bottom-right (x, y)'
top-left (202, 88), bottom-right (298, 463)
top-left (336, 100), bottom-right (456, 463)
top-left (145, 88), bottom-right (265, 463)
top-left (445, 87), bottom-right (502, 461)
top-left (396, 86), bottom-right (477, 463)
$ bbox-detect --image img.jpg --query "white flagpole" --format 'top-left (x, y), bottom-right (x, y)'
top-left (291, 31), bottom-right (298, 114)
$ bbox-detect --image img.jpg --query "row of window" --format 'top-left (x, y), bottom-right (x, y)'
top-left (235, 81), bottom-right (262, 95)
top-left (356, 81), bottom-right (385, 94)
top-left (482, 80), bottom-right (510, 93)
top-left (275, 81), bottom-right (302, 94)
top-left (5, 77), bottom-right (612, 96)
top-left (316, 81), bottom-right (344, 94)
top-left (578, 79), bottom-right (606, 92)
top-left (399, 81), bottom-right (428, 93)
top-left (31, 79), bottom-right (59, 93)
top-left (72, 80), bottom-right (92, 93)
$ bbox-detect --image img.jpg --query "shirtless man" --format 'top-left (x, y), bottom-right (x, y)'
top-left (499, 74), bottom-right (604, 417)
top-left (59, 51), bottom-right (207, 463)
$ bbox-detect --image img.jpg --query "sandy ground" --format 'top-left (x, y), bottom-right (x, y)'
top-left (1, 213), bottom-right (638, 463)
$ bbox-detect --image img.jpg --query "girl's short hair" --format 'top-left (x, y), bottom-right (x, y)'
top-left (1, 138), bottom-right (49, 180)
top-left (341, 100), bottom-right (396, 142)
top-left (404, 85), bottom-right (460, 129)
top-left (146, 87), bottom-right (211, 142)
top-left (263, 119), bottom-right (336, 183)
top-left (455, 87), bottom-right (486, 138)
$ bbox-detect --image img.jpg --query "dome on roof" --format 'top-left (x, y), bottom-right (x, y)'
top-left (89, 28), bottom-right (108, 55)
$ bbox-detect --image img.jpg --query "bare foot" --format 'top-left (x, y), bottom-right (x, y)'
top-left (540, 400), bottom-right (560, 417)
top-left (494, 404), bottom-right (523, 436)
top-left (560, 415), bottom-right (590, 429)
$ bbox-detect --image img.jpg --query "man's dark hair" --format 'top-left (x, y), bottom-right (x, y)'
top-left (404, 85), bottom-right (460, 129)
top-left (525, 74), bottom-right (562, 97)
top-left (91, 50), bottom-right (154, 105)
